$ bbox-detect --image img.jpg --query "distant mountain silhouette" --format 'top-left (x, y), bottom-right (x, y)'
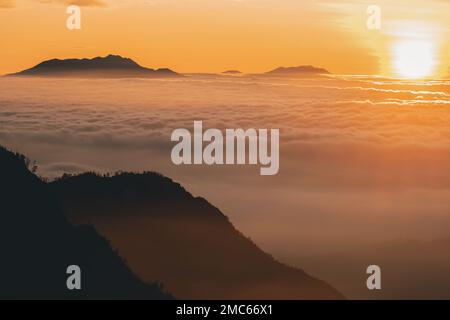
top-left (264, 65), bottom-right (330, 77)
top-left (223, 70), bottom-right (242, 75)
top-left (7, 55), bottom-right (180, 78)
top-left (50, 172), bottom-right (344, 300)
top-left (0, 146), bottom-right (172, 299)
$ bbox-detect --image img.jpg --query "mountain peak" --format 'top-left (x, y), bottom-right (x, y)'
top-left (8, 55), bottom-right (180, 78)
top-left (223, 70), bottom-right (242, 75)
top-left (265, 65), bottom-right (330, 76)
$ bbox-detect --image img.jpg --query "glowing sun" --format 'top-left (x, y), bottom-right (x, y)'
top-left (392, 40), bottom-right (436, 79)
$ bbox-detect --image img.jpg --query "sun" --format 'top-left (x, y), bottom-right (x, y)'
top-left (392, 40), bottom-right (436, 79)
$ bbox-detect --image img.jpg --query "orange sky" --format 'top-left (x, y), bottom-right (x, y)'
top-left (0, 0), bottom-right (449, 77)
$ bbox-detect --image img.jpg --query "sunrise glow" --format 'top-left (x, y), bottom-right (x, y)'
top-left (392, 39), bottom-right (436, 79)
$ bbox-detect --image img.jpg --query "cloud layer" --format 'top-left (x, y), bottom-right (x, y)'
top-left (1, 75), bottom-right (449, 254)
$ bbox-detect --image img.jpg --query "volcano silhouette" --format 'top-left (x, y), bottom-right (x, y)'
top-left (7, 55), bottom-right (180, 78)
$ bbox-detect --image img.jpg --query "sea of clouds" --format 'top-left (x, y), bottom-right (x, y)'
top-left (1, 75), bottom-right (450, 255)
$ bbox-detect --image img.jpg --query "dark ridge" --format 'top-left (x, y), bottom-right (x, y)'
top-left (0, 146), bottom-right (172, 299)
top-left (50, 171), bottom-right (344, 300)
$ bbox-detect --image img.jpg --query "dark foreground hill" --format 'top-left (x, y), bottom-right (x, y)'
top-left (0, 146), bottom-right (171, 299)
top-left (6, 55), bottom-right (180, 78)
top-left (50, 172), bottom-right (344, 300)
